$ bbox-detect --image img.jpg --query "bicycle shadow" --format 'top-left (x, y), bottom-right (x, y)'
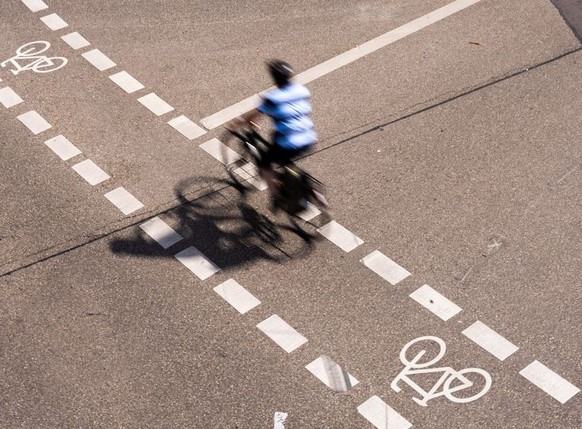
top-left (109, 175), bottom-right (319, 271)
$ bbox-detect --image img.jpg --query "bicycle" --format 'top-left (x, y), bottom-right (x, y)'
top-left (1, 41), bottom-right (67, 75)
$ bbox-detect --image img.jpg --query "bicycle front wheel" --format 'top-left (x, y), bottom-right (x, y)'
top-left (17, 41), bottom-right (50, 56)
top-left (399, 336), bottom-right (446, 368)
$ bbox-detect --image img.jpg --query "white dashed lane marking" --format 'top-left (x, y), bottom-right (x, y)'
top-left (82, 49), bottom-right (116, 71)
top-left (360, 250), bottom-right (411, 285)
top-left (137, 92), bottom-right (174, 116)
top-left (257, 315), bottom-right (308, 353)
top-left (104, 187), bottom-right (144, 215)
top-left (297, 202), bottom-right (321, 221)
top-left (462, 321), bottom-right (519, 361)
top-left (44, 135), bottom-right (82, 160)
top-left (71, 159), bottom-right (110, 185)
top-left (213, 279), bottom-right (261, 314)
top-left (317, 221), bottom-right (364, 252)
top-left (17, 110), bottom-right (52, 134)
top-left (305, 356), bottom-right (358, 392)
top-left (520, 361), bottom-right (580, 404)
top-left (0, 87), bottom-right (23, 108)
top-left (167, 115), bottom-right (206, 140)
top-left (410, 284), bottom-right (462, 321)
top-left (40, 13), bottom-right (68, 31)
top-left (199, 138), bottom-right (241, 165)
top-left (109, 71), bottom-right (145, 94)
top-left (358, 396), bottom-right (412, 429)
top-left (21, 0), bottom-right (48, 12)
top-left (61, 32), bottom-right (90, 50)
top-left (139, 216), bottom-right (183, 249)
top-left (174, 246), bottom-right (221, 280)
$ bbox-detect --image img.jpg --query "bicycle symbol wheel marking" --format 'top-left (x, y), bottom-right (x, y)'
top-left (391, 336), bottom-right (492, 406)
top-left (1, 41), bottom-right (68, 75)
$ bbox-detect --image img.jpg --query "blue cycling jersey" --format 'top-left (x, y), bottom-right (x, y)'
top-left (258, 82), bottom-right (317, 149)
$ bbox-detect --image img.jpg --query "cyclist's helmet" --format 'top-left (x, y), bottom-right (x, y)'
top-left (267, 60), bottom-right (294, 87)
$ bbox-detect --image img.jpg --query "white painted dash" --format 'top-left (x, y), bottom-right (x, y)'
top-left (174, 246), bottom-right (220, 280)
top-left (40, 13), bottom-right (68, 30)
top-left (61, 32), bottom-right (90, 50)
top-left (168, 115), bottom-right (206, 140)
top-left (317, 220), bottom-right (363, 252)
top-left (520, 361), bottom-right (580, 404)
top-left (462, 321), bottom-right (518, 361)
top-left (104, 187), bottom-right (144, 215)
top-left (139, 216), bottom-right (183, 249)
top-left (361, 250), bottom-right (411, 284)
top-left (214, 279), bottom-right (261, 314)
top-left (410, 284), bottom-right (461, 321)
top-left (44, 135), bottom-right (81, 160)
top-left (306, 356), bottom-right (358, 392)
top-left (298, 202), bottom-right (321, 221)
top-left (358, 396), bottom-right (412, 429)
top-left (82, 49), bottom-right (116, 71)
top-left (17, 110), bottom-right (52, 134)
top-left (257, 315), bottom-right (307, 353)
top-left (109, 71), bottom-right (144, 94)
top-left (0, 87), bottom-right (23, 108)
top-left (199, 138), bottom-right (241, 165)
top-left (72, 159), bottom-right (110, 185)
top-left (137, 92), bottom-right (174, 116)
top-left (21, 0), bottom-right (48, 12)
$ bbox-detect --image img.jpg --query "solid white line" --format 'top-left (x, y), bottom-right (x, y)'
top-left (17, 110), bottom-right (52, 135)
top-left (109, 71), bottom-right (144, 94)
top-left (200, 0), bottom-right (483, 129)
top-left (317, 220), bottom-right (363, 252)
top-left (360, 250), bottom-right (411, 285)
top-left (410, 284), bottom-right (461, 321)
top-left (213, 279), bottom-right (261, 314)
top-left (174, 246), bottom-right (220, 280)
top-left (137, 92), bottom-right (174, 116)
top-left (462, 321), bottom-right (519, 361)
top-left (72, 159), bottom-right (110, 185)
top-left (21, 0), bottom-right (48, 12)
top-left (357, 396), bottom-right (412, 429)
top-left (82, 49), bottom-right (116, 71)
top-left (257, 315), bottom-right (307, 353)
top-left (305, 356), bottom-right (358, 392)
top-left (44, 135), bottom-right (82, 160)
top-left (139, 216), bottom-right (183, 249)
top-left (40, 13), bottom-right (68, 31)
top-left (104, 187), bottom-right (144, 215)
top-left (520, 361), bottom-right (580, 404)
top-left (199, 138), bottom-right (241, 165)
top-left (61, 32), bottom-right (90, 50)
top-left (167, 115), bottom-right (206, 140)
top-left (0, 87), bottom-right (23, 108)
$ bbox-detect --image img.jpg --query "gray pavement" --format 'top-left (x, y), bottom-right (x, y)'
top-left (1, 0), bottom-right (581, 427)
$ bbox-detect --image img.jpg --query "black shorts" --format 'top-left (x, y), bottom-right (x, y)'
top-left (258, 142), bottom-right (312, 168)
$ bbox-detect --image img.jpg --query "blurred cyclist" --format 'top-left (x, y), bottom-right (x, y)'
top-left (226, 60), bottom-right (317, 204)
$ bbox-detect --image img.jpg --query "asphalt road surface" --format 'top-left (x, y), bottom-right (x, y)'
top-left (1, 0), bottom-right (581, 428)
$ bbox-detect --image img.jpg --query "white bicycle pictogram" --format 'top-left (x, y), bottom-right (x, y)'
top-left (391, 336), bottom-right (492, 407)
top-left (1, 41), bottom-right (68, 75)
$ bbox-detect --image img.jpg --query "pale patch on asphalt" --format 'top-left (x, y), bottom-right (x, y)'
top-left (213, 279), bottom-right (261, 314)
top-left (273, 412), bottom-right (288, 429)
top-left (82, 49), bottom-right (116, 71)
top-left (462, 321), bottom-right (519, 361)
top-left (40, 13), bottom-right (68, 31)
top-left (109, 71), bottom-right (145, 94)
top-left (257, 315), bottom-right (308, 353)
top-left (358, 396), bottom-right (411, 429)
top-left (409, 284), bottom-right (462, 321)
top-left (137, 92), bottom-right (174, 116)
top-left (167, 115), bottom-right (206, 140)
top-left (0, 87), bottom-right (23, 108)
top-left (139, 216), bottom-right (183, 249)
top-left (17, 110), bottom-right (52, 134)
top-left (360, 250), bottom-right (411, 285)
top-left (520, 361), bottom-right (580, 404)
top-left (61, 32), bottom-right (90, 50)
top-left (44, 135), bottom-right (81, 160)
top-left (317, 221), bottom-right (363, 252)
top-left (199, 138), bottom-right (241, 165)
top-left (104, 187), bottom-right (144, 215)
top-left (21, 0), bottom-right (48, 12)
top-left (305, 355), bottom-right (358, 392)
top-left (174, 246), bottom-right (221, 281)
top-left (72, 159), bottom-right (110, 186)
